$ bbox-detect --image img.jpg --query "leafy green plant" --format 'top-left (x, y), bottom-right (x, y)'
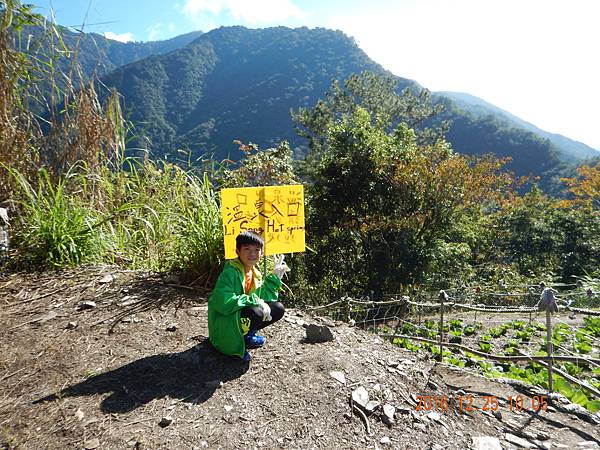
top-left (478, 341), bottom-right (491, 353)
top-left (463, 325), bottom-right (477, 336)
top-left (449, 330), bottom-right (463, 343)
top-left (516, 330), bottom-right (532, 342)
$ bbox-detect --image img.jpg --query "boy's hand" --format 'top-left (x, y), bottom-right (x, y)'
top-left (257, 299), bottom-right (272, 321)
top-left (273, 254), bottom-right (290, 280)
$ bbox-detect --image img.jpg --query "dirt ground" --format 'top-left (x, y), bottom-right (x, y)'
top-left (1, 267), bottom-right (599, 449)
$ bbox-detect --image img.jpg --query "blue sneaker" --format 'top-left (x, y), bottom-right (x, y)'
top-left (245, 332), bottom-right (266, 349)
top-left (242, 350), bottom-right (252, 362)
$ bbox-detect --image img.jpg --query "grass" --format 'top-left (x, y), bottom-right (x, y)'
top-left (7, 157), bottom-right (224, 282)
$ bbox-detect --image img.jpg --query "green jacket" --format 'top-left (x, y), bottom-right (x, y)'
top-left (208, 259), bottom-right (282, 358)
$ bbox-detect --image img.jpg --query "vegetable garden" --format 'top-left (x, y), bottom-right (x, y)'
top-left (308, 282), bottom-right (600, 413)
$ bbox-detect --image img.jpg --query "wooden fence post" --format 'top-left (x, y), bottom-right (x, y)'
top-left (439, 290), bottom-right (448, 360)
top-left (546, 310), bottom-right (554, 392)
top-left (539, 287), bottom-right (558, 393)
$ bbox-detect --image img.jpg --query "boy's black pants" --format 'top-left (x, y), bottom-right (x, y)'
top-left (239, 301), bottom-right (285, 334)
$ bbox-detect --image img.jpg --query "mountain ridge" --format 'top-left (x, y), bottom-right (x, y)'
top-left (439, 91), bottom-right (599, 161)
top-left (13, 21), bottom-right (594, 185)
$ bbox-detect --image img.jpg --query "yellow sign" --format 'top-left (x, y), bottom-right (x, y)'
top-left (221, 185), bottom-right (305, 259)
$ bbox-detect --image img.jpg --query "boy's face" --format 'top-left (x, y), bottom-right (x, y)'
top-left (236, 243), bottom-right (263, 269)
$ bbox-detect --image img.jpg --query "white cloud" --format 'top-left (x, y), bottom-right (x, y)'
top-left (103, 31), bottom-right (134, 43)
top-left (182, 0), bottom-right (307, 25)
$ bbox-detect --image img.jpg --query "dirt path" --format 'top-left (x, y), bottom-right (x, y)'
top-left (1, 267), bottom-right (598, 449)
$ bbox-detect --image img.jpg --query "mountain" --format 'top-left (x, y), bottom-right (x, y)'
top-left (13, 23), bottom-right (203, 81)
top-left (439, 91), bottom-right (600, 162)
top-left (99, 26), bottom-right (572, 180)
top-left (101, 26), bottom-right (399, 158)
top-left (13, 22), bottom-right (591, 183)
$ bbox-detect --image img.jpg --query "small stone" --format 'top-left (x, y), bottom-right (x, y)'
top-left (413, 423), bottom-right (427, 432)
top-left (166, 323), bottom-right (178, 332)
top-left (159, 416), bottom-right (173, 427)
top-left (329, 371), bottom-right (346, 384)
top-left (492, 410), bottom-right (502, 420)
top-left (380, 436), bottom-right (391, 445)
top-left (365, 400), bottom-right (380, 413)
top-left (31, 311), bottom-right (58, 324)
top-left (352, 386), bottom-right (369, 409)
top-left (78, 300), bottom-right (97, 310)
top-left (305, 324), bottom-right (335, 343)
top-left (66, 321), bottom-right (78, 330)
top-left (75, 408), bottom-right (84, 421)
top-left (471, 436), bottom-right (502, 450)
top-left (577, 443), bottom-right (600, 448)
top-left (84, 438), bottom-right (101, 449)
top-left (119, 295), bottom-right (139, 307)
top-left (382, 404), bottom-right (395, 426)
top-left (536, 431), bottom-right (550, 441)
top-left (427, 411), bottom-right (442, 423)
top-left (98, 274), bottom-right (114, 284)
top-left (504, 433), bottom-right (535, 448)
top-left (224, 405), bottom-right (233, 412)
top-left (427, 380), bottom-right (439, 390)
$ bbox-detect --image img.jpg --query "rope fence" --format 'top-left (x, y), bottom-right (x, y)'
top-left (306, 282), bottom-right (600, 399)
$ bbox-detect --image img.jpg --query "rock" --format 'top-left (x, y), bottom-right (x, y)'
top-left (66, 321), bottom-right (78, 330)
top-left (119, 295), bottom-right (139, 306)
top-left (224, 405), bottom-right (233, 412)
top-left (365, 400), bottom-right (380, 414)
top-left (166, 323), bottom-right (178, 332)
top-left (329, 371), bottom-right (346, 384)
top-left (305, 324), bottom-right (334, 343)
top-left (352, 386), bottom-right (369, 409)
top-left (84, 438), bottom-right (101, 449)
top-left (427, 380), bottom-right (439, 390)
top-left (382, 404), bottom-right (395, 426)
top-left (98, 274), bottom-right (114, 284)
top-left (380, 436), bottom-right (391, 445)
top-left (158, 416), bottom-right (173, 427)
top-left (471, 436), bottom-right (502, 450)
top-left (30, 311), bottom-right (58, 324)
top-left (78, 300), bottom-right (97, 310)
top-left (504, 433), bottom-right (535, 448)
top-left (98, 273), bottom-right (115, 284)
top-left (75, 408), bottom-right (84, 421)
top-left (536, 431), bottom-right (550, 441)
top-left (427, 411), bottom-right (441, 422)
top-left (413, 423), bottom-right (427, 432)
top-left (492, 410), bottom-right (502, 421)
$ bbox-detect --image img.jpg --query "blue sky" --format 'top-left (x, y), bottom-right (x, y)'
top-left (33, 0), bottom-right (600, 151)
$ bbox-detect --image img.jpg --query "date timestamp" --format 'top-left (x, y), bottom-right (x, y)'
top-left (415, 394), bottom-right (548, 413)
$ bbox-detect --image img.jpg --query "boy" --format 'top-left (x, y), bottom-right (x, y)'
top-left (208, 231), bottom-right (289, 362)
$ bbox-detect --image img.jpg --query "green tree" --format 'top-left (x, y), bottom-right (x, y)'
top-left (301, 107), bottom-right (511, 298)
top-left (292, 71), bottom-right (446, 178)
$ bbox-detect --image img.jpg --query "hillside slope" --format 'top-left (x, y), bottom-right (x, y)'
top-left (15, 24), bottom-right (203, 79)
top-left (1, 267), bottom-right (598, 449)
top-left (97, 26), bottom-right (573, 180)
top-left (439, 91), bottom-right (600, 162)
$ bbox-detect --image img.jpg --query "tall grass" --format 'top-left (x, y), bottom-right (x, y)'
top-left (2, 1), bottom-right (225, 282)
